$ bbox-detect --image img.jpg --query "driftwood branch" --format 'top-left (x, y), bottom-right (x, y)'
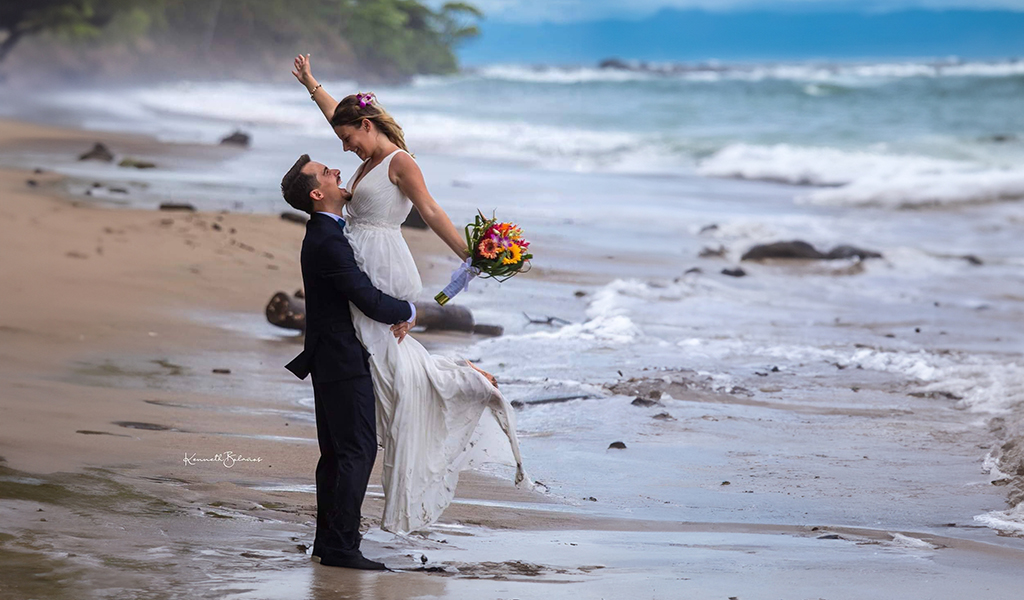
top-left (523, 312), bottom-right (571, 326)
top-left (266, 292), bottom-right (503, 336)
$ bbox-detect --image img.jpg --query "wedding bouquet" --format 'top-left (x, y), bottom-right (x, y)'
top-left (435, 211), bottom-right (533, 305)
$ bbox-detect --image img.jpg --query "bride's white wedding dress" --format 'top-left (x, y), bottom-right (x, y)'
top-left (342, 148), bottom-right (527, 534)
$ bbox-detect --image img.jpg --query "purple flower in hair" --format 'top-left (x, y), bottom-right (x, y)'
top-left (358, 92), bottom-right (377, 108)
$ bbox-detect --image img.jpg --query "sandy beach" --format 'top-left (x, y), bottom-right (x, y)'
top-left (2, 116), bottom-right (1024, 599)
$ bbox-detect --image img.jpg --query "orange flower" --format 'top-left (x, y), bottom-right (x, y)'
top-left (478, 238), bottom-right (499, 259)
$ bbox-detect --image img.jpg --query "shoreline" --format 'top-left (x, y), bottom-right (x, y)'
top-left (3, 117), bottom-right (1024, 599)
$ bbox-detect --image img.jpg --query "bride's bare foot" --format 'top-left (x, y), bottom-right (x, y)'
top-left (466, 360), bottom-right (498, 388)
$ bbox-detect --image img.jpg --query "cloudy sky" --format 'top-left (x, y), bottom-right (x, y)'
top-left (441, 0), bottom-right (1024, 23)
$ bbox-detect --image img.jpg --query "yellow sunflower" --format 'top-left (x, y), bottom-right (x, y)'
top-left (501, 243), bottom-right (522, 265)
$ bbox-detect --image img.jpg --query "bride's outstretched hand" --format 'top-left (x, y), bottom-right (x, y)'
top-left (291, 53), bottom-right (314, 86)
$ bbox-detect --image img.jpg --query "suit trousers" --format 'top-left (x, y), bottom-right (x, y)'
top-left (311, 374), bottom-right (378, 557)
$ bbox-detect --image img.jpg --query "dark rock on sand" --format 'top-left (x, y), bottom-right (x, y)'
top-left (824, 245), bottom-right (883, 260)
top-left (652, 412), bottom-right (675, 421)
top-left (471, 324), bottom-right (505, 337)
top-left (26, 179), bottom-right (38, 187)
top-left (76, 430), bottom-right (130, 437)
top-left (118, 158), bottom-right (156, 169)
top-left (608, 441), bottom-right (627, 449)
top-left (962, 255), bottom-right (984, 266)
top-left (684, 267), bottom-right (703, 275)
top-left (113, 421), bottom-right (172, 431)
top-left (79, 142), bottom-right (115, 162)
top-left (699, 245), bottom-right (726, 258)
top-left (721, 268), bottom-right (746, 277)
top-left (220, 130), bottom-right (251, 147)
top-left (631, 397), bottom-right (661, 407)
top-left (699, 224), bottom-right (719, 234)
top-left (280, 212), bottom-right (308, 225)
top-left (402, 207), bottom-right (428, 229)
top-left (212, 368), bottom-right (231, 374)
top-left (742, 240), bottom-right (883, 261)
top-left (412, 566), bottom-right (449, 573)
top-left (743, 241), bottom-right (823, 260)
top-left (159, 203), bottom-right (196, 212)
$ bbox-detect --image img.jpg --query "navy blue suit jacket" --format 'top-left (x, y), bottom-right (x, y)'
top-left (285, 213), bottom-right (412, 382)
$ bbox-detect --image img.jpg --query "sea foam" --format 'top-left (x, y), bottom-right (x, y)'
top-left (454, 59), bottom-right (1024, 85)
top-left (699, 143), bottom-right (1024, 208)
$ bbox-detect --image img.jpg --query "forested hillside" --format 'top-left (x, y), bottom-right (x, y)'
top-left (0, 0), bottom-right (482, 83)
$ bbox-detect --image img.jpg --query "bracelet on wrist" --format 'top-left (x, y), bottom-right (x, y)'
top-left (309, 84), bottom-right (322, 99)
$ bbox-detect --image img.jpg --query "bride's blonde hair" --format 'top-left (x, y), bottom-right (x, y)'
top-left (331, 92), bottom-right (410, 154)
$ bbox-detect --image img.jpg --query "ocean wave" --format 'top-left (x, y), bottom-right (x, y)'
top-left (974, 504), bottom-right (1024, 535)
top-left (806, 169), bottom-right (1024, 207)
top-left (669, 336), bottom-right (1024, 416)
top-left (699, 143), bottom-right (1024, 207)
top-left (468, 64), bottom-right (658, 84)
top-left (451, 59), bottom-right (1024, 86)
top-left (398, 112), bottom-right (695, 174)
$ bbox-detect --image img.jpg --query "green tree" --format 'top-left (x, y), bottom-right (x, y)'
top-left (0, 0), bottom-right (133, 62)
top-left (342, 0), bottom-right (482, 79)
top-left (1, 0), bottom-right (482, 79)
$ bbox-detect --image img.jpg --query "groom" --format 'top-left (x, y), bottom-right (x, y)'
top-left (281, 154), bottom-right (414, 570)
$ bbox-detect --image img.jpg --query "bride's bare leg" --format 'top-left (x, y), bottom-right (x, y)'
top-left (466, 360), bottom-right (498, 388)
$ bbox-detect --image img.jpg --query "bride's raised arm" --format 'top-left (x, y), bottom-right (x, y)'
top-left (391, 152), bottom-right (471, 261)
top-left (291, 54), bottom-right (340, 129)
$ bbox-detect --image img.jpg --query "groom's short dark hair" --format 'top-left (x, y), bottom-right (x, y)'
top-left (281, 154), bottom-right (316, 214)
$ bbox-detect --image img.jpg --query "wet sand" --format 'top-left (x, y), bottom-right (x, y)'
top-left (2, 118), bottom-right (1024, 599)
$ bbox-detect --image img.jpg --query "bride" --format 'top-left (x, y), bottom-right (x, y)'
top-left (291, 54), bottom-right (528, 534)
